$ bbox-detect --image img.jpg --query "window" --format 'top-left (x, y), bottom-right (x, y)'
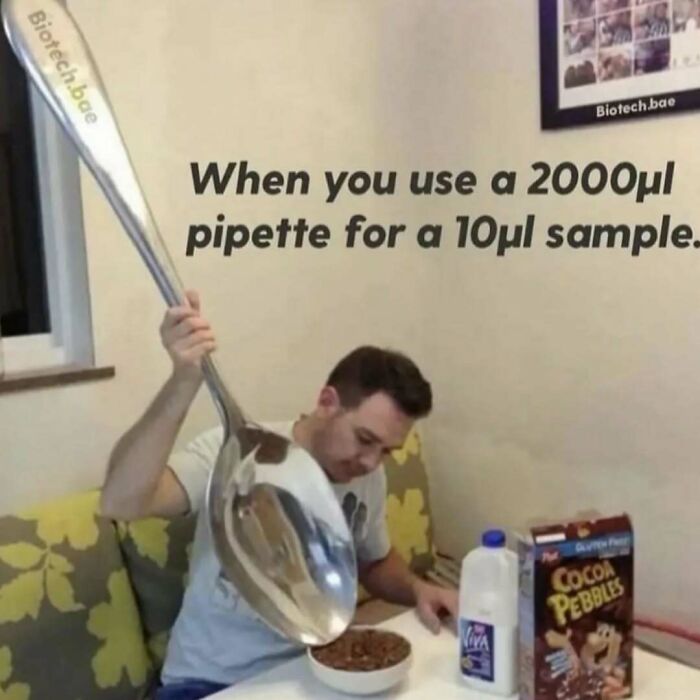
top-left (0, 9), bottom-right (94, 378)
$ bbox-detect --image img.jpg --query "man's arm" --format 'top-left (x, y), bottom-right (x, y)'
top-left (100, 373), bottom-right (200, 519)
top-left (100, 291), bottom-right (216, 521)
top-left (359, 547), bottom-right (459, 634)
top-left (359, 548), bottom-right (421, 606)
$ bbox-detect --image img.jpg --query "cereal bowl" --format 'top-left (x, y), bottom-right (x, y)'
top-left (307, 626), bottom-right (412, 695)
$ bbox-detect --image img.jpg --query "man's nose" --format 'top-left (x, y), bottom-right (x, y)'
top-left (358, 451), bottom-right (382, 473)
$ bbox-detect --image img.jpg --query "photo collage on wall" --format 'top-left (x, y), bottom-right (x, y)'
top-left (560, 0), bottom-right (700, 105)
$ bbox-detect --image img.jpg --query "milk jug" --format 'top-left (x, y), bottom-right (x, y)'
top-left (459, 529), bottom-right (518, 696)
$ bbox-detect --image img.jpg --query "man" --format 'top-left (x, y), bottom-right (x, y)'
top-left (648, 3), bottom-right (670, 37)
top-left (101, 291), bottom-right (458, 700)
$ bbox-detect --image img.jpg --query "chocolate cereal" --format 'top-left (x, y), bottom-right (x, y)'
top-left (311, 628), bottom-right (411, 672)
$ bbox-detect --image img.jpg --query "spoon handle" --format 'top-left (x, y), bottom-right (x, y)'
top-left (3, 0), bottom-right (245, 430)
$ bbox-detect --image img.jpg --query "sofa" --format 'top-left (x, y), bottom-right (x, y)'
top-left (0, 429), bottom-right (438, 700)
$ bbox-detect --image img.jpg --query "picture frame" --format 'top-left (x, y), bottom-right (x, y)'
top-left (540, 0), bottom-right (700, 129)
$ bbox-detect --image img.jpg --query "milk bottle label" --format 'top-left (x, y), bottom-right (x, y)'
top-left (460, 619), bottom-right (494, 682)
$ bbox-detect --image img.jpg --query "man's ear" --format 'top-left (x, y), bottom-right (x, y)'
top-left (317, 385), bottom-right (342, 416)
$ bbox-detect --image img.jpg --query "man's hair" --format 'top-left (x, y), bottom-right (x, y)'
top-left (326, 346), bottom-right (432, 418)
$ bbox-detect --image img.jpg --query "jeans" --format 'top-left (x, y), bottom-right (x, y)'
top-left (155, 679), bottom-right (228, 700)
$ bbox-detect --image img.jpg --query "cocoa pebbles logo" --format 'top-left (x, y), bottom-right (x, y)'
top-left (546, 561), bottom-right (625, 628)
top-left (28, 9), bottom-right (97, 124)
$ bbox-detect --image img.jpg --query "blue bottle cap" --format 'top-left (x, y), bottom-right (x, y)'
top-left (482, 529), bottom-right (506, 548)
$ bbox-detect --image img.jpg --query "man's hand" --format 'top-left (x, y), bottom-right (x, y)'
top-left (413, 579), bottom-right (459, 635)
top-left (160, 290), bottom-right (216, 384)
top-left (102, 291), bottom-right (210, 521)
top-left (359, 549), bottom-right (459, 634)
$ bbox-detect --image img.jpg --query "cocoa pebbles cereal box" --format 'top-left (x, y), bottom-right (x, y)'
top-left (518, 515), bottom-right (634, 700)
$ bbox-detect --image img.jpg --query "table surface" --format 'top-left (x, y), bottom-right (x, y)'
top-left (207, 611), bottom-right (700, 699)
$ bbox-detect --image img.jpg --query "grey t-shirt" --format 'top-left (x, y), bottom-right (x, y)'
top-left (161, 421), bottom-right (391, 686)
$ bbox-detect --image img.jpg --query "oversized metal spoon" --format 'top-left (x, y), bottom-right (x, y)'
top-left (2, 0), bottom-right (356, 645)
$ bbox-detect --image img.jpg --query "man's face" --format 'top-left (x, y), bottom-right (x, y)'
top-left (311, 389), bottom-right (414, 483)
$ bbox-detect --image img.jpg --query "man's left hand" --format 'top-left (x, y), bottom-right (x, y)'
top-left (413, 580), bottom-right (459, 635)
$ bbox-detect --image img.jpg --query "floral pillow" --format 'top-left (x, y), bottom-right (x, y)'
top-left (384, 428), bottom-right (435, 575)
top-left (116, 516), bottom-right (194, 666)
top-left (0, 491), bottom-right (152, 700)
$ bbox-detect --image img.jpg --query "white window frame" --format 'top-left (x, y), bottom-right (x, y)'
top-left (0, 86), bottom-right (94, 376)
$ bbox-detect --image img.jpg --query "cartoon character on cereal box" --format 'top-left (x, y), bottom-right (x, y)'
top-left (581, 624), bottom-right (630, 699)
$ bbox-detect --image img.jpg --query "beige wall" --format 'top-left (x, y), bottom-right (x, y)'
top-left (410, 1), bottom-right (700, 629)
top-left (1, 0), bottom-right (698, 629)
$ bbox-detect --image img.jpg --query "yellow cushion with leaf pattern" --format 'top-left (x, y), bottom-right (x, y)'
top-left (0, 491), bottom-right (152, 700)
top-left (116, 516), bottom-right (194, 667)
top-left (384, 428), bottom-right (435, 574)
